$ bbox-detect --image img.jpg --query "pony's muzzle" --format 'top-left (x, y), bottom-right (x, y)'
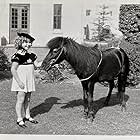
top-left (45, 59), bottom-right (56, 71)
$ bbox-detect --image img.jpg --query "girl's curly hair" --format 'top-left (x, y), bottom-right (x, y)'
top-left (14, 37), bottom-right (23, 49)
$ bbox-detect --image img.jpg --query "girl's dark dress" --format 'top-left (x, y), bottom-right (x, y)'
top-left (11, 50), bottom-right (37, 92)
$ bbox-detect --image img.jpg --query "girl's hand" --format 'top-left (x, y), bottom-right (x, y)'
top-left (18, 81), bottom-right (25, 89)
top-left (34, 61), bottom-right (43, 68)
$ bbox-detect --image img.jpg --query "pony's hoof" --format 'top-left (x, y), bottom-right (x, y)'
top-left (87, 113), bottom-right (95, 123)
top-left (87, 117), bottom-right (94, 123)
top-left (120, 102), bottom-right (126, 112)
top-left (83, 112), bottom-right (88, 119)
top-left (121, 105), bottom-right (127, 112)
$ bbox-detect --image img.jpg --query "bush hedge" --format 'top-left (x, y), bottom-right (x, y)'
top-left (119, 4), bottom-right (140, 87)
top-left (0, 48), bottom-right (11, 81)
top-left (119, 40), bottom-right (140, 86)
top-left (119, 4), bottom-right (140, 44)
top-left (39, 60), bottom-right (74, 83)
top-left (0, 48), bottom-right (11, 71)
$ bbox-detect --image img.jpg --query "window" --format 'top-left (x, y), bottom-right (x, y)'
top-left (11, 8), bottom-right (18, 28)
top-left (53, 4), bottom-right (62, 29)
top-left (86, 9), bottom-right (91, 16)
top-left (21, 9), bottom-right (28, 29)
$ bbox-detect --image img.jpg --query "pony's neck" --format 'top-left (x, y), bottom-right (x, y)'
top-left (64, 43), bottom-right (101, 78)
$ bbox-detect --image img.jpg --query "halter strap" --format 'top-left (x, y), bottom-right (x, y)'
top-left (53, 47), bottom-right (64, 63)
top-left (80, 49), bottom-right (103, 82)
top-left (50, 39), bottom-right (64, 65)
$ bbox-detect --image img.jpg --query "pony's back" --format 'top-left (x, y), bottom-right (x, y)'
top-left (98, 48), bottom-right (129, 81)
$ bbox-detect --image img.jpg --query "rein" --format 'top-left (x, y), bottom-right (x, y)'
top-left (53, 47), bottom-right (64, 63)
top-left (80, 49), bottom-right (103, 82)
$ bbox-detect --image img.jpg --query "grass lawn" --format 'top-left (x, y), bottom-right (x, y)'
top-left (0, 72), bottom-right (140, 135)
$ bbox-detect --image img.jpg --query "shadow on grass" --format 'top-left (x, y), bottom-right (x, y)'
top-left (61, 93), bottom-right (129, 115)
top-left (0, 71), bottom-right (12, 81)
top-left (31, 97), bottom-right (61, 117)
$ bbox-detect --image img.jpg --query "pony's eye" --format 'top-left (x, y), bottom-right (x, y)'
top-left (53, 49), bottom-right (58, 53)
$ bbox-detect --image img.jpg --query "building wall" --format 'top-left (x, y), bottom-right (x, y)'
top-left (1, 0), bottom-right (139, 46)
top-left (0, 0), bottom-right (83, 46)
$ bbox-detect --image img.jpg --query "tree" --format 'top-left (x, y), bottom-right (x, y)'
top-left (92, 4), bottom-right (112, 41)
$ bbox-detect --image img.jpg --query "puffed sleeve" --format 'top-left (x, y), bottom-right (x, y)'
top-left (30, 53), bottom-right (37, 62)
top-left (11, 54), bottom-right (20, 63)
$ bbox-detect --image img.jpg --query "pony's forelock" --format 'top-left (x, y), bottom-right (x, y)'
top-left (47, 37), bottom-right (76, 50)
top-left (47, 37), bottom-right (65, 50)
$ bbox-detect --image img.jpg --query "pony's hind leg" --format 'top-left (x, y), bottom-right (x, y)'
top-left (104, 80), bottom-right (114, 106)
top-left (118, 73), bottom-right (127, 111)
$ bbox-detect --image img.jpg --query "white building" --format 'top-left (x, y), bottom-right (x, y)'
top-left (0, 0), bottom-right (85, 46)
top-left (0, 0), bottom-right (138, 47)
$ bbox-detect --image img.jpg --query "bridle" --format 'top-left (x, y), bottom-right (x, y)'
top-left (48, 39), bottom-right (65, 68)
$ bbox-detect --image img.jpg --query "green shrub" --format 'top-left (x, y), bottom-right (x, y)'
top-left (0, 48), bottom-right (11, 71)
top-left (119, 4), bottom-right (140, 87)
top-left (40, 60), bottom-right (74, 83)
top-left (0, 48), bottom-right (11, 81)
top-left (119, 4), bottom-right (140, 44)
top-left (119, 40), bottom-right (140, 86)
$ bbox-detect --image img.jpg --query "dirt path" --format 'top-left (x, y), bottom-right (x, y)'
top-left (0, 76), bottom-right (140, 135)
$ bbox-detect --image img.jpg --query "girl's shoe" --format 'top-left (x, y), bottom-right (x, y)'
top-left (17, 120), bottom-right (26, 128)
top-left (24, 117), bottom-right (38, 124)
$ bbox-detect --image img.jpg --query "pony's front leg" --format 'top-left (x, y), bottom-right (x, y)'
top-left (83, 89), bottom-right (88, 118)
top-left (87, 81), bottom-right (95, 121)
top-left (81, 82), bottom-right (88, 118)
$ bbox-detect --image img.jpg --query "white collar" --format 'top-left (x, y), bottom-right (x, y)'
top-left (17, 49), bottom-right (27, 55)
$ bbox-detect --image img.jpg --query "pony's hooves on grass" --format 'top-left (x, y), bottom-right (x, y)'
top-left (120, 103), bottom-right (127, 112)
top-left (121, 106), bottom-right (127, 112)
top-left (83, 112), bottom-right (88, 119)
top-left (81, 114), bottom-right (88, 120)
top-left (87, 117), bottom-right (94, 123)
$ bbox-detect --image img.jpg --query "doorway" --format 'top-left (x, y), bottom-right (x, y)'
top-left (9, 4), bottom-right (30, 44)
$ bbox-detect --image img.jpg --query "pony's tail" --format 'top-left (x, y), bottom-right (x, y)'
top-left (120, 48), bottom-right (130, 81)
top-left (117, 48), bottom-right (129, 97)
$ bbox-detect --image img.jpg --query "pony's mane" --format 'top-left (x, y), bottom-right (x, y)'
top-left (47, 37), bottom-right (100, 60)
top-left (47, 36), bottom-right (98, 51)
top-left (47, 37), bottom-right (68, 49)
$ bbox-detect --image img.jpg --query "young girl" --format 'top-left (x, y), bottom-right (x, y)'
top-left (11, 32), bottom-right (42, 127)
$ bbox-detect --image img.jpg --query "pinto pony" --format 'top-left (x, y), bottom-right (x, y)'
top-left (41, 37), bottom-right (129, 121)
